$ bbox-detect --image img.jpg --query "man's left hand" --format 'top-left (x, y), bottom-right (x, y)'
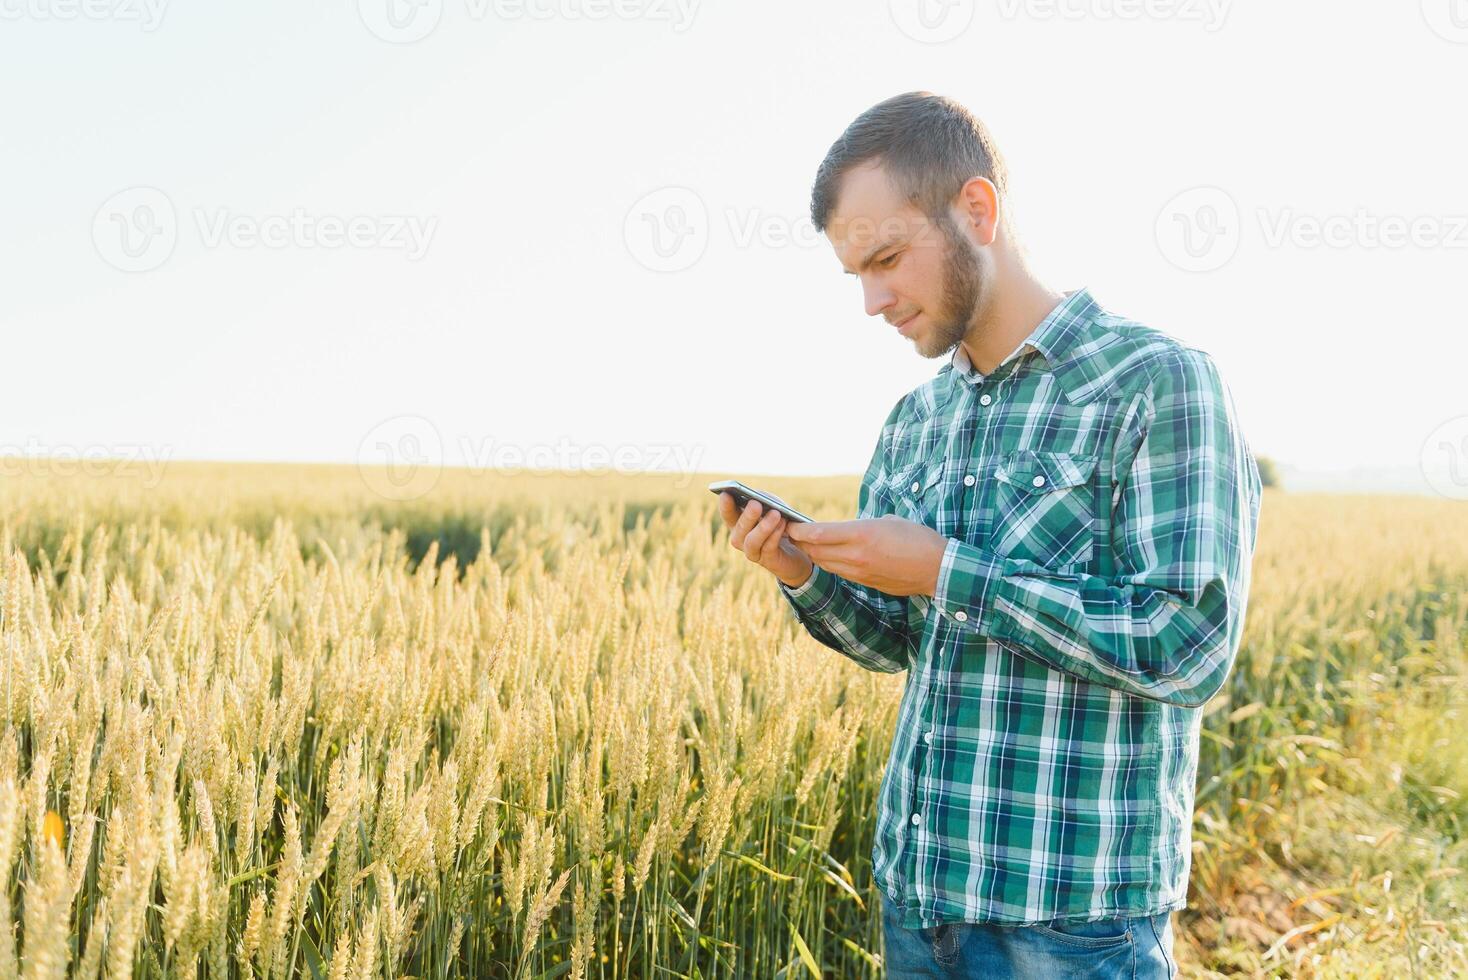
top-left (783, 516), bottom-right (948, 597)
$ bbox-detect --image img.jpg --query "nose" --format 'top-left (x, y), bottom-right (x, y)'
top-left (862, 277), bottom-right (897, 319)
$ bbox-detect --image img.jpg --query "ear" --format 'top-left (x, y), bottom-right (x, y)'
top-left (955, 176), bottom-right (1000, 247)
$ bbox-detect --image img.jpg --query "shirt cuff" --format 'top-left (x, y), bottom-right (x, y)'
top-left (933, 537), bottom-right (1006, 631)
top-left (778, 564), bottom-right (839, 616)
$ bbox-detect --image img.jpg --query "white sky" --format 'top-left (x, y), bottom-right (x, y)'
top-left (3, 1), bottom-right (1466, 489)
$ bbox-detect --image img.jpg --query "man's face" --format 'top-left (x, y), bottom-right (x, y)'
top-left (826, 161), bottom-right (987, 359)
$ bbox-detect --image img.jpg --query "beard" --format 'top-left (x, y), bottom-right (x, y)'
top-left (914, 213), bottom-right (986, 359)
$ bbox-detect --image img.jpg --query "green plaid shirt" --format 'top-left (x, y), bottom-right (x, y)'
top-left (779, 288), bottom-right (1262, 928)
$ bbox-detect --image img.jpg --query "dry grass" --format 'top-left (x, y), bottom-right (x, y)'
top-left (0, 462), bottom-right (1463, 978)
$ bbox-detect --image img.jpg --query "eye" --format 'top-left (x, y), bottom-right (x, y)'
top-left (879, 252), bottom-right (901, 269)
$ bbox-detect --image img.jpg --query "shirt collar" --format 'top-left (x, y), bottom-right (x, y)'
top-left (945, 287), bottom-right (1105, 404)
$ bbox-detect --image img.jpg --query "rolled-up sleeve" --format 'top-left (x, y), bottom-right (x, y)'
top-left (932, 347), bottom-right (1262, 706)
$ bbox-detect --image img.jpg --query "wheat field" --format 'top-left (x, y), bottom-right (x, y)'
top-left (0, 462), bottom-right (1463, 978)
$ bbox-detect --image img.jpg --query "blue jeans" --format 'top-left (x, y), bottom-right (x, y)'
top-left (880, 893), bottom-right (1177, 979)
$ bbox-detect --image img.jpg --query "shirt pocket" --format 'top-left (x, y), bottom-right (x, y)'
top-left (877, 460), bottom-right (945, 528)
top-left (990, 449), bottom-right (1099, 569)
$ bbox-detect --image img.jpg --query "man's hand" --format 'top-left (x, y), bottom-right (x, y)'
top-left (717, 492), bottom-right (815, 588)
top-left (784, 515), bottom-right (948, 597)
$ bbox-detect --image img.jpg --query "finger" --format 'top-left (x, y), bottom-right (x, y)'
top-left (729, 499), bottom-right (763, 549)
top-left (759, 515), bottom-right (786, 564)
top-left (717, 492), bottom-right (737, 526)
top-left (784, 521), bottom-right (815, 543)
top-left (792, 537), bottom-right (846, 558)
top-left (804, 546), bottom-right (862, 580)
top-left (743, 506), bottom-right (782, 562)
top-left (806, 520), bottom-right (862, 544)
top-left (815, 559), bottom-right (860, 582)
top-left (786, 520), bottom-right (861, 545)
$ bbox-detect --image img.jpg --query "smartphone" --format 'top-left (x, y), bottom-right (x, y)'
top-left (708, 480), bottom-right (814, 524)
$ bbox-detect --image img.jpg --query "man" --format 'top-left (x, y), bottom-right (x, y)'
top-left (717, 92), bottom-right (1261, 978)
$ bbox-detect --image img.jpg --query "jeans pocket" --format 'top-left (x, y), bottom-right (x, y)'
top-left (1030, 916), bottom-right (1133, 949)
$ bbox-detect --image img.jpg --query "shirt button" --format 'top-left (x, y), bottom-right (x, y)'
top-left (910, 812), bottom-right (921, 826)
top-left (911, 481), bottom-right (921, 493)
top-left (963, 474), bottom-right (975, 487)
top-left (923, 730), bottom-right (933, 744)
top-left (1032, 475), bottom-right (1046, 488)
top-left (979, 393), bottom-right (992, 406)
top-left (953, 610), bottom-right (968, 622)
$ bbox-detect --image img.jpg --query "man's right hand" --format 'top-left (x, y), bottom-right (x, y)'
top-left (717, 492), bottom-right (815, 589)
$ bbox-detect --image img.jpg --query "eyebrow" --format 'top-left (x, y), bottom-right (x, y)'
top-left (841, 237), bottom-right (904, 276)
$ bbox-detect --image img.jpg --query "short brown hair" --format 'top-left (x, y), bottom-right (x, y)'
top-left (809, 91), bottom-right (1009, 234)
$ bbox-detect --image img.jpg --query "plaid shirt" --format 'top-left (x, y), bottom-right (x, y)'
top-left (779, 288), bottom-right (1262, 928)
